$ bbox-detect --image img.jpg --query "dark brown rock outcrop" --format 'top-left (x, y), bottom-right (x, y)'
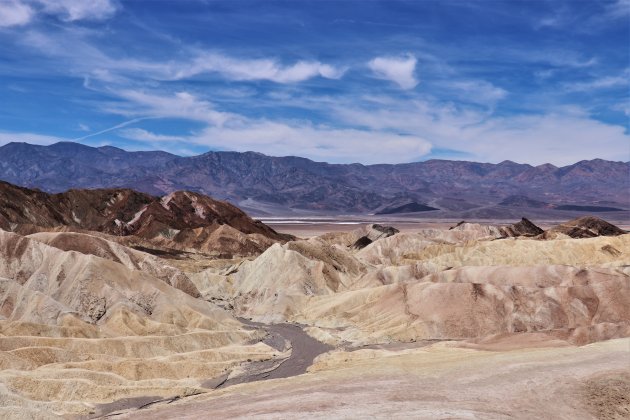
top-left (0, 180), bottom-right (292, 257)
top-left (351, 224), bottom-right (400, 249)
top-left (500, 218), bottom-right (545, 237)
top-left (548, 216), bottom-right (627, 239)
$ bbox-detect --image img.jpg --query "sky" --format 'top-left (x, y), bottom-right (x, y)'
top-left (0, 0), bottom-right (628, 165)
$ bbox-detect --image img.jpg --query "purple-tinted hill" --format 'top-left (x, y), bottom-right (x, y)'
top-left (0, 142), bottom-right (628, 216)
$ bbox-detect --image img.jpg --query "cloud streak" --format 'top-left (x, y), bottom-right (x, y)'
top-left (19, 29), bottom-right (346, 86)
top-left (334, 100), bottom-right (629, 165)
top-left (34, 0), bottom-right (118, 22)
top-left (564, 69), bottom-right (630, 92)
top-left (0, 0), bottom-right (117, 27)
top-left (73, 117), bottom-right (156, 141)
top-left (112, 89), bottom-right (432, 164)
top-left (109, 88), bottom-right (629, 166)
top-left (174, 53), bottom-right (347, 83)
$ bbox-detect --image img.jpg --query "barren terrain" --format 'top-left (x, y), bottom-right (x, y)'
top-left (0, 184), bottom-right (627, 419)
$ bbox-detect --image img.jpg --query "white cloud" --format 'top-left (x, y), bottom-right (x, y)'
top-left (33, 0), bottom-right (117, 22)
top-left (612, 102), bottom-right (630, 116)
top-left (100, 88), bottom-right (630, 165)
top-left (0, 0), bottom-right (33, 27)
top-left (534, 1), bottom-right (628, 32)
top-left (0, 0), bottom-right (117, 27)
top-left (442, 80), bottom-right (507, 105)
top-left (506, 49), bottom-right (596, 69)
top-left (335, 101), bottom-right (630, 165)
top-left (564, 71), bottom-right (630, 92)
top-left (121, 123), bottom-right (432, 165)
top-left (105, 90), bottom-right (235, 126)
top-left (0, 131), bottom-right (65, 146)
top-left (194, 123), bottom-right (432, 164)
top-left (466, 113), bottom-right (630, 165)
top-left (19, 30), bottom-right (345, 85)
top-left (368, 54), bottom-right (418, 89)
top-left (172, 53), bottom-right (346, 83)
top-left (118, 128), bottom-right (186, 143)
top-left (108, 89), bottom-right (431, 164)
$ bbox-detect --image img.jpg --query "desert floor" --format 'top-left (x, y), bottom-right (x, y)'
top-left (117, 338), bottom-right (630, 419)
top-left (1, 216), bottom-right (628, 419)
top-left (266, 218), bottom-right (630, 237)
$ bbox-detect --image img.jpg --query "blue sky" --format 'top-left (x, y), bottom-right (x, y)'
top-left (0, 0), bottom-right (628, 165)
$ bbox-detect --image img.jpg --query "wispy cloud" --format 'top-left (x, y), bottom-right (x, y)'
top-left (333, 100), bottom-right (629, 165)
top-left (507, 49), bottom-right (597, 69)
top-left (112, 89), bottom-right (432, 164)
top-left (106, 88), bottom-right (629, 165)
top-left (534, 0), bottom-right (629, 32)
top-left (612, 102), bottom-right (630, 116)
top-left (121, 122), bottom-right (432, 165)
top-left (1, 0), bottom-right (627, 166)
top-left (197, 123), bottom-right (432, 164)
top-left (118, 128), bottom-right (186, 143)
top-left (368, 54), bottom-right (418, 89)
top-left (0, 0), bottom-right (33, 27)
top-left (0, 0), bottom-right (117, 27)
top-left (604, 0), bottom-right (630, 18)
top-left (440, 80), bottom-right (507, 106)
top-left (104, 90), bottom-right (235, 126)
top-left (564, 70), bottom-right (630, 92)
top-left (0, 131), bottom-right (65, 146)
top-left (174, 53), bottom-right (347, 83)
top-left (33, 0), bottom-right (118, 22)
top-left (19, 29), bottom-right (346, 86)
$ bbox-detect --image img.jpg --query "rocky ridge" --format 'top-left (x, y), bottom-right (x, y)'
top-left (0, 142), bottom-right (628, 215)
top-left (0, 181), bottom-right (292, 258)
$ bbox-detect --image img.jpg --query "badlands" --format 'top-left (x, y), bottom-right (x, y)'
top-left (0, 182), bottom-right (628, 419)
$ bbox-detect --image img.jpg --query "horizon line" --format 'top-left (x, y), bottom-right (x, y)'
top-left (1, 140), bottom-right (628, 168)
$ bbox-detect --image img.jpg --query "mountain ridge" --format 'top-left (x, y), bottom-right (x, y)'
top-left (0, 141), bottom-right (628, 216)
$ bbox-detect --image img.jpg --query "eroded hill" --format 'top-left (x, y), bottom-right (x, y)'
top-left (0, 187), bottom-right (627, 418)
top-left (0, 181), bottom-right (292, 259)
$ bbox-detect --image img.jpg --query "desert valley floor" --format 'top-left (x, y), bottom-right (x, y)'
top-left (0, 183), bottom-right (628, 419)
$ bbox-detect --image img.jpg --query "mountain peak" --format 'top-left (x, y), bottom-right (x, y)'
top-left (0, 141), bottom-right (626, 216)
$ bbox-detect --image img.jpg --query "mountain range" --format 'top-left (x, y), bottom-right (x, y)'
top-left (0, 141), bottom-right (628, 217)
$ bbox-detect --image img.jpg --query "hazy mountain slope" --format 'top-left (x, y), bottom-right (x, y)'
top-left (0, 142), bottom-right (176, 193)
top-left (0, 142), bottom-right (628, 214)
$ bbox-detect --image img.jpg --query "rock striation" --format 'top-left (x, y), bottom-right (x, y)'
top-left (0, 181), bottom-right (292, 258)
top-left (0, 195), bottom-right (628, 418)
top-left (548, 216), bottom-right (627, 238)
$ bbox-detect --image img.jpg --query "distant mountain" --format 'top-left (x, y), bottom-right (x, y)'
top-left (498, 195), bottom-right (550, 208)
top-left (0, 141), bottom-right (628, 216)
top-left (554, 205), bottom-right (625, 212)
top-left (376, 202), bottom-right (439, 214)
